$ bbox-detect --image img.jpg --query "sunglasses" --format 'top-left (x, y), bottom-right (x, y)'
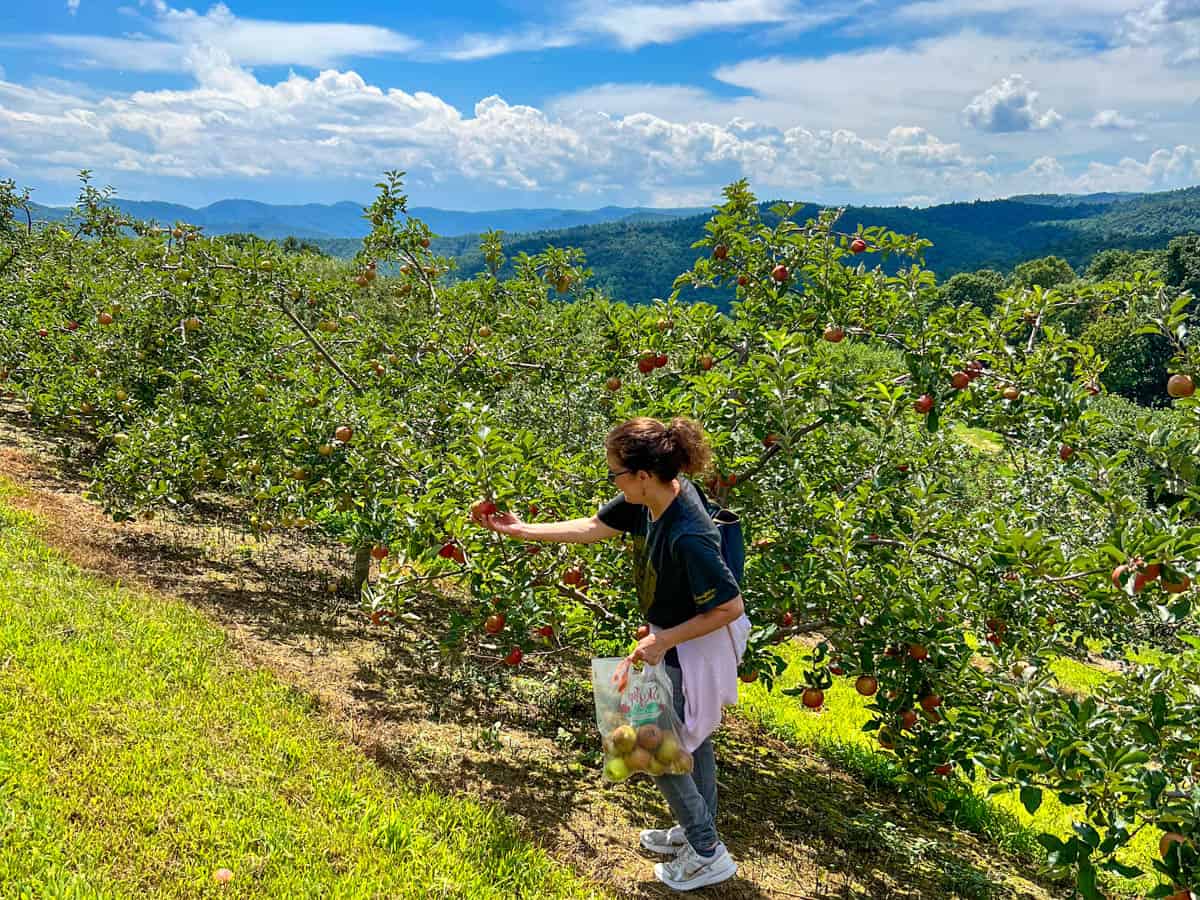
top-left (605, 468), bottom-right (633, 483)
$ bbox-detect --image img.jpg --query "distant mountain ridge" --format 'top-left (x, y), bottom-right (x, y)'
top-left (24, 199), bottom-right (708, 240)
top-left (21, 185), bottom-right (1200, 306)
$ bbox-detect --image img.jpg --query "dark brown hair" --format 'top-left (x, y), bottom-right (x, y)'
top-left (605, 416), bottom-right (712, 482)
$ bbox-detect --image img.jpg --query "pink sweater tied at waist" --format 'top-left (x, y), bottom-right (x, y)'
top-left (653, 613), bottom-right (751, 753)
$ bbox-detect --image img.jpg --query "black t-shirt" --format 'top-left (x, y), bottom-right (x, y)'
top-left (597, 477), bottom-right (741, 631)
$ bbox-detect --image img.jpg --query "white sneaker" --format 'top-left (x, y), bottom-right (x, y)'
top-left (640, 824), bottom-right (687, 855)
top-left (654, 841), bottom-right (737, 891)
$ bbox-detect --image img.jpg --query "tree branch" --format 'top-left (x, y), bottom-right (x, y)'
top-left (273, 293), bottom-right (364, 394)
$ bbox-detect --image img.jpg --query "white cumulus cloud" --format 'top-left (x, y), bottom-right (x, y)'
top-left (1123, 0), bottom-right (1200, 64)
top-left (962, 75), bottom-right (1062, 133)
top-left (1091, 108), bottom-right (1138, 129)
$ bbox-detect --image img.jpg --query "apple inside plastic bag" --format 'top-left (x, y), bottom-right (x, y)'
top-left (591, 657), bottom-right (693, 782)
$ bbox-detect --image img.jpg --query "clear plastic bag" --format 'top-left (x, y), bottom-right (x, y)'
top-left (591, 657), bottom-right (693, 782)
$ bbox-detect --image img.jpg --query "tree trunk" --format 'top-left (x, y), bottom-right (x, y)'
top-left (352, 545), bottom-right (372, 596)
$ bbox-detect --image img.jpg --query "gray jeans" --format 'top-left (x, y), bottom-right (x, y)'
top-left (653, 663), bottom-right (718, 852)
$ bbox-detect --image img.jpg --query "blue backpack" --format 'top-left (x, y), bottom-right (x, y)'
top-left (695, 483), bottom-right (745, 587)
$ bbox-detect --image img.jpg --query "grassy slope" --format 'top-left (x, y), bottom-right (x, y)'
top-left (0, 478), bottom-right (602, 899)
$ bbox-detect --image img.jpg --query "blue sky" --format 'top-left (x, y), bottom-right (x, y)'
top-left (1, 0), bottom-right (1198, 210)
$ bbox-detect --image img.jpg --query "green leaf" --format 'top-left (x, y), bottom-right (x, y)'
top-left (1076, 860), bottom-right (1102, 900)
top-left (1020, 786), bottom-right (1043, 814)
top-left (1073, 822), bottom-right (1101, 849)
top-left (1115, 749), bottom-right (1150, 769)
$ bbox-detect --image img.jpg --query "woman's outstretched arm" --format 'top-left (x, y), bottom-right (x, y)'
top-left (472, 507), bottom-right (620, 544)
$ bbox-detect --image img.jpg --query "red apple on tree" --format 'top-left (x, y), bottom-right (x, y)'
top-left (504, 647), bottom-right (523, 667)
top-left (1163, 573), bottom-right (1191, 594)
top-left (823, 325), bottom-right (845, 343)
top-left (370, 545), bottom-right (389, 560)
top-left (913, 394), bottom-right (934, 415)
top-left (562, 566), bottom-right (584, 586)
top-left (1167, 373), bottom-right (1195, 398)
top-left (908, 643), bottom-right (928, 661)
top-left (1059, 444), bottom-right (1074, 461)
top-left (850, 238), bottom-right (868, 254)
top-left (606, 376), bottom-right (621, 391)
top-left (771, 264), bottom-right (789, 282)
top-left (471, 499), bottom-right (497, 520)
top-left (485, 614), bottom-right (506, 634)
top-left (335, 425), bottom-right (353, 443)
top-left (1160, 831), bottom-right (1187, 859)
top-left (952, 372), bottom-right (970, 390)
top-left (855, 675), bottom-right (878, 696)
top-left (712, 244), bottom-right (728, 260)
top-left (802, 688), bottom-right (824, 710)
top-left (699, 354), bottom-right (714, 370)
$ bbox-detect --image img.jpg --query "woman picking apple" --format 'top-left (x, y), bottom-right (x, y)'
top-left (471, 415), bottom-right (749, 892)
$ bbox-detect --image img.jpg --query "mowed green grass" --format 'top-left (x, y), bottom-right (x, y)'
top-left (737, 640), bottom-right (1161, 896)
top-left (0, 479), bottom-right (602, 900)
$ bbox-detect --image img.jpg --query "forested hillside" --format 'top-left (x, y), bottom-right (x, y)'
top-left (432, 188), bottom-right (1200, 304)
